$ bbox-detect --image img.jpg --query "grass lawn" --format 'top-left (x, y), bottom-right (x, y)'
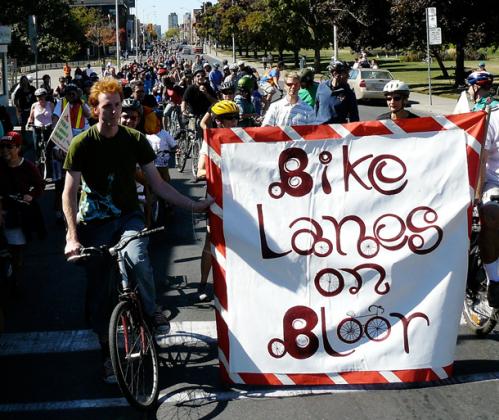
top-left (220, 46), bottom-right (498, 99)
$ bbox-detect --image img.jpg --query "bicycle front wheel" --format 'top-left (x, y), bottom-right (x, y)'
top-left (191, 139), bottom-right (201, 181)
top-left (463, 242), bottom-right (499, 335)
top-left (109, 300), bottom-right (159, 410)
top-left (175, 132), bottom-right (189, 173)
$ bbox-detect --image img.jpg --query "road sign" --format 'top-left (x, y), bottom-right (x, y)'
top-left (428, 14), bottom-right (437, 28)
top-left (0, 26), bottom-right (11, 44)
top-left (429, 27), bottom-right (442, 45)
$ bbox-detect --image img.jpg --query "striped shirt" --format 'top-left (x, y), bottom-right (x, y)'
top-left (262, 97), bottom-right (316, 127)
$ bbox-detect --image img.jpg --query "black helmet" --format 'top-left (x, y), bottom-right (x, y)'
top-left (121, 98), bottom-right (143, 115)
top-left (300, 68), bottom-right (315, 84)
top-left (192, 65), bottom-right (205, 76)
top-left (219, 81), bottom-right (235, 93)
top-left (328, 60), bottom-right (349, 73)
top-left (63, 84), bottom-right (78, 95)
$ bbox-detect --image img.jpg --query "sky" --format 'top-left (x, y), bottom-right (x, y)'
top-left (132, 0), bottom-right (206, 32)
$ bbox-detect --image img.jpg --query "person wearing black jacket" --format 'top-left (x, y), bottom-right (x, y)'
top-left (0, 131), bottom-right (45, 293)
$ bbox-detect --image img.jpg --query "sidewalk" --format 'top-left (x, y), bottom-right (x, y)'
top-left (409, 92), bottom-right (458, 116)
top-left (205, 48), bottom-right (459, 116)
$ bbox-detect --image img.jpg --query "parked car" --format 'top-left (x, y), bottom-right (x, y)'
top-left (182, 47), bottom-right (192, 55)
top-left (193, 46), bottom-right (203, 54)
top-left (347, 68), bottom-right (394, 100)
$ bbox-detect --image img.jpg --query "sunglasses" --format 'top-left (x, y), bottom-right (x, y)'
top-left (285, 82), bottom-right (299, 87)
top-left (0, 144), bottom-right (16, 149)
top-left (220, 114), bottom-right (239, 120)
top-left (386, 95), bottom-right (403, 102)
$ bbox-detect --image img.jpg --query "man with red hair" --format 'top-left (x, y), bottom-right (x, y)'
top-left (62, 77), bottom-right (212, 383)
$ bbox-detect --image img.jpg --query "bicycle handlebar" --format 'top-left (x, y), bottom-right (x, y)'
top-left (109, 226), bottom-right (165, 255)
top-left (67, 226), bottom-right (165, 263)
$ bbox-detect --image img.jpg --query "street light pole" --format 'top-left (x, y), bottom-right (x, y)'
top-left (135, 1), bottom-right (139, 58)
top-left (231, 0), bottom-right (236, 63)
top-left (115, 0), bottom-right (120, 69)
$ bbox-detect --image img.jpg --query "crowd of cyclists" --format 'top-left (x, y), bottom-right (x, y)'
top-left (1, 38), bottom-right (498, 384)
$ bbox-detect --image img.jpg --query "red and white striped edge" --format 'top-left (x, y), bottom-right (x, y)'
top-left (205, 112), bottom-right (488, 386)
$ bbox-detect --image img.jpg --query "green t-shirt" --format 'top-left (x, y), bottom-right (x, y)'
top-left (64, 124), bottom-right (156, 222)
top-left (298, 83), bottom-right (319, 107)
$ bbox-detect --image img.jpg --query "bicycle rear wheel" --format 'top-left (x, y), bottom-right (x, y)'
top-left (109, 300), bottom-right (159, 410)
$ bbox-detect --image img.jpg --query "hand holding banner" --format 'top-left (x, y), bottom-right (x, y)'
top-left (48, 104), bottom-right (72, 152)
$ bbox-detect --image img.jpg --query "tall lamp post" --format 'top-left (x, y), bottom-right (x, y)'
top-left (115, 0), bottom-right (120, 68)
top-left (231, 0), bottom-right (236, 63)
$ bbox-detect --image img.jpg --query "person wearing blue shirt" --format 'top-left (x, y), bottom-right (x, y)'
top-left (315, 61), bottom-right (359, 124)
top-left (209, 63), bottom-right (224, 95)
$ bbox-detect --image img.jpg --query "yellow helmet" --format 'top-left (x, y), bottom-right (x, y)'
top-left (210, 100), bottom-right (239, 117)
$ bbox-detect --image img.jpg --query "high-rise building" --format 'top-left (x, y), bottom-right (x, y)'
top-left (168, 13), bottom-right (179, 30)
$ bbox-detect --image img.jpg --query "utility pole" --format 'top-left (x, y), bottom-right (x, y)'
top-left (232, 0), bottom-right (236, 63)
top-left (135, 0), bottom-right (139, 58)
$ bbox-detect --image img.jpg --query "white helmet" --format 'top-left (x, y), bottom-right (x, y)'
top-left (383, 80), bottom-right (410, 95)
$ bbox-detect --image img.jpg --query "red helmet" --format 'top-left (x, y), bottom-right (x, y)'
top-left (1, 131), bottom-right (23, 146)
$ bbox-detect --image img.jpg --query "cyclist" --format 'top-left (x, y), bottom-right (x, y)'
top-left (298, 68), bottom-right (319, 107)
top-left (377, 80), bottom-right (419, 120)
top-left (62, 78), bottom-right (212, 382)
top-left (315, 60), bottom-right (359, 124)
top-left (199, 82), bottom-right (236, 129)
top-left (13, 75), bottom-right (36, 135)
top-left (39, 74), bottom-right (54, 103)
top-left (181, 66), bottom-right (217, 132)
top-left (467, 71), bottom-right (499, 308)
top-left (259, 61), bottom-right (284, 114)
top-left (27, 88), bottom-right (54, 177)
top-left (262, 70), bottom-right (316, 127)
top-left (235, 75), bottom-right (259, 127)
top-left (196, 100), bottom-right (240, 301)
top-left (54, 76), bottom-right (67, 100)
top-left (0, 132), bottom-right (45, 294)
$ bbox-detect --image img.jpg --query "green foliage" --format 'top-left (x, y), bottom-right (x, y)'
top-left (164, 28), bottom-right (180, 39)
top-left (3, 0), bottom-right (86, 64)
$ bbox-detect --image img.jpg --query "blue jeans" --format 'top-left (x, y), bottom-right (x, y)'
top-left (78, 211), bottom-right (156, 339)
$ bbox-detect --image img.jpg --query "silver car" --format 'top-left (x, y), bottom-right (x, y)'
top-left (348, 68), bottom-right (394, 100)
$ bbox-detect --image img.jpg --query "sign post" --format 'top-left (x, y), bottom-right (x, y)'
top-left (28, 15), bottom-right (37, 87)
top-left (425, 8), bottom-right (442, 107)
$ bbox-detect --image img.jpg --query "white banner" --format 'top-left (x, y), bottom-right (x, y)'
top-left (222, 131), bottom-right (470, 374)
top-left (48, 104), bottom-right (72, 152)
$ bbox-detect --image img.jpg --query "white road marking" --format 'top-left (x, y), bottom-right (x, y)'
top-left (2, 371), bottom-right (499, 412)
top-left (0, 317), bottom-right (470, 356)
top-left (0, 321), bottom-right (217, 356)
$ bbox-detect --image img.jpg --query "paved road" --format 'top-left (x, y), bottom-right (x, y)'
top-left (1, 149), bottom-right (499, 419)
top-left (1, 57), bottom-right (496, 420)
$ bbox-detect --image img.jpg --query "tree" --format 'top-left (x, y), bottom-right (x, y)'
top-left (71, 6), bottom-right (115, 61)
top-left (3, 0), bottom-right (87, 64)
top-left (389, 0), bottom-right (499, 86)
top-left (164, 28), bottom-right (180, 40)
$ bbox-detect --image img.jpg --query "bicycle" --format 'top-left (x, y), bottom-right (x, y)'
top-left (462, 201), bottom-right (499, 335)
top-left (68, 226), bottom-right (165, 410)
top-left (27, 123), bottom-right (52, 180)
top-left (165, 103), bottom-right (182, 139)
top-left (175, 114), bottom-right (203, 180)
